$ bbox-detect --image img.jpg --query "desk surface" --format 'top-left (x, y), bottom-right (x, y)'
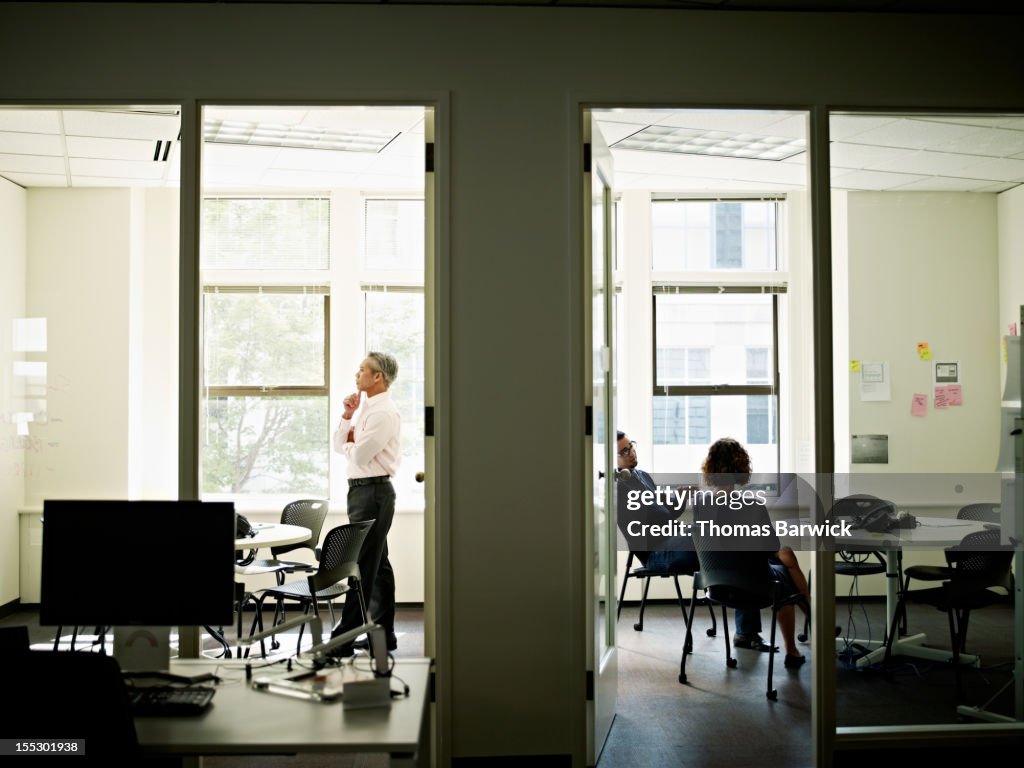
top-left (134, 657), bottom-right (430, 756)
top-left (236, 523), bottom-right (311, 550)
top-left (840, 515), bottom-right (993, 551)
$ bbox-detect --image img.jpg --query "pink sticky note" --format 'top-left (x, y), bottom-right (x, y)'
top-left (947, 383), bottom-right (963, 406)
top-left (1011, 322), bottom-right (1019, 337)
top-left (911, 393), bottom-right (927, 417)
top-left (934, 386), bottom-right (950, 409)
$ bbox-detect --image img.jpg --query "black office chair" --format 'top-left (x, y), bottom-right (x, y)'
top-left (883, 528), bottom-right (1014, 702)
top-left (237, 499), bottom-right (330, 584)
top-left (680, 536), bottom-right (805, 701)
top-left (617, 550), bottom-right (717, 637)
top-left (246, 520), bottom-right (374, 657)
top-left (892, 502), bottom-right (1006, 635)
top-left (12, 650), bottom-right (139, 760)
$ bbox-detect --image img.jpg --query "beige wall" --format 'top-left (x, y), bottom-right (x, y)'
top-left (846, 192), bottom-right (1000, 474)
top-left (0, 176), bottom-right (26, 605)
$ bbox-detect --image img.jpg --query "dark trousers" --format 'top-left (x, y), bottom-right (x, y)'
top-left (332, 481), bottom-right (396, 638)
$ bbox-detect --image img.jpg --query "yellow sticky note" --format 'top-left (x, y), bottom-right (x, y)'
top-left (849, 360), bottom-right (860, 372)
top-left (920, 348), bottom-right (932, 360)
top-left (917, 342), bottom-right (932, 360)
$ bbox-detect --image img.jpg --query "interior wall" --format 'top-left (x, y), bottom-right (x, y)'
top-left (998, 185), bottom-right (1024, 358)
top-left (0, 176), bottom-right (26, 607)
top-left (2, 3), bottom-right (1022, 763)
top-left (24, 188), bottom-right (131, 506)
top-left (846, 192), bottom-right (1000, 477)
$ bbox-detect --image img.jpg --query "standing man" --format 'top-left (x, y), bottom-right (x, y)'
top-left (331, 351), bottom-right (401, 655)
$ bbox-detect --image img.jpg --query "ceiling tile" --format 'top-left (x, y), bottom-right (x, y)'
top-left (272, 147), bottom-right (375, 174)
top-left (69, 157), bottom-right (166, 180)
top-left (0, 131), bottom-right (64, 156)
top-left (845, 119), bottom-right (982, 150)
top-left (955, 156), bottom-right (1024, 182)
top-left (62, 109), bottom-right (180, 141)
top-left (0, 153), bottom-right (66, 175)
top-left (830, 168), bottom-right (929, 190)
top-left (0, 172), bottom-right (66, 187)
top-left (66, 136), bottom-right (159, 161)
top-left (829, 142), bottom-right (912, 170)
top-left (870, 149), bottom-right (980, 177)
top-left (928, 127), bottom-right (1024, 158)
top-left (71, 176), bottom-right (165, 188)
top-left (890, 176), bottom-right (998, 192)
top-left (0, 109), bottom-right (62, 134)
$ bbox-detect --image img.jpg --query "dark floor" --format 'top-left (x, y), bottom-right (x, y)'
top-left (2, 596), bottom-right (1018, 767)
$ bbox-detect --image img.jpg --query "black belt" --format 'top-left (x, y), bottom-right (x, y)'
top-left (349, 475), bottom-right (391, 487)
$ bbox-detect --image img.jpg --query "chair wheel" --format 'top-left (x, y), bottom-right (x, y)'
top-left (678, 673), bottom-right (688, 684)
top-left (706, 628), bottom-right (716, 637)
top-left (633, 623), bottom-right (643, 632)
top-left (797, 632), bottom-right (808, 642)
top-left (767, 689), bottom-right (778, 701)
top-left (727, 658), bottom-right (738, 669)
top-left (271, 639), bottom-right (280, 650)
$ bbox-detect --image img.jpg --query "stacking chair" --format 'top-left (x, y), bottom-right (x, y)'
top-left (680, 535), bottom-right (804, 701)
top-left (236, 499), bottom-right (330, 584)
top-left (892, 502), bottom-right (1006, 635)
top-left (246, 520), bottom-right (374, 657)
top-left (617, 550), bottom-right (717, 637)
top-left (883, 528), bottom-right (1014, 702)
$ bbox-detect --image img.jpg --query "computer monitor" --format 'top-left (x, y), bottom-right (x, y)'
top-left (40, 499), bottom-right (236, 629)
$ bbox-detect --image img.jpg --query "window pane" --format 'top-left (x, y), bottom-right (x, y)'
top-left (651, 200), bottom-right (777, 271)
top-left (202, 198), bottom-right (329, 270)
top-left (365, 291), bottom-right (424, 504)
top-left (364, 199), bottom-right (424, 273)
top-left (651, 394), bottom-right (777, 475)
top-left (204, 292), bottom-right (326, 387)
top-left (746, 394), bottom-right (776, 445)
top-left (202, 396), bottom-right (328, 496)
top-left (654, 294), bottom-right (774, 386)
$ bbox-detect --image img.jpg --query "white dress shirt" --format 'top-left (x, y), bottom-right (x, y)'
top-left (333, 390), bottom-right (402, 479)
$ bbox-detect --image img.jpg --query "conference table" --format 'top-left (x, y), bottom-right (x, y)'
top-left (134, 656), bottom-right (431, 767)
top-left (200, 523), bottom-right (313, 659)
top-left (835, 514), bottom-right (992, 669)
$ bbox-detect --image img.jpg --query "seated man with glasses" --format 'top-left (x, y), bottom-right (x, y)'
top-left (615, 431), bottom-right (773, 652)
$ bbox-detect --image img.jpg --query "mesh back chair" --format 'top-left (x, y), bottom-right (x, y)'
top-left (246, 520), bottom-right (374, 657)
top-left (883, 529), bottom-right (1014, 702)
top-left (892, 502), bottom-right (1006, 634)
top-left (680, 535), bottom-right (804, 701)
top-left (237, 499), bottom-right (330, 584)
top-left (617, 550), bottom-right (717, 636)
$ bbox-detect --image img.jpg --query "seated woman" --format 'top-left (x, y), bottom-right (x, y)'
top-left (695, 437), bottom-right (811, 669)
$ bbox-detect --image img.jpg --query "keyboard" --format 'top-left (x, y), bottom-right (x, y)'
top-left (128, 685), bottom-right (216, 716)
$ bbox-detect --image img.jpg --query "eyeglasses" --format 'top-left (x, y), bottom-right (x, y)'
top-left (617, 441), bottom-right (637, 458)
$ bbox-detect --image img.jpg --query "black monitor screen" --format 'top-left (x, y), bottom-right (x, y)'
top-left (40, 500), bottom-right (236, 628)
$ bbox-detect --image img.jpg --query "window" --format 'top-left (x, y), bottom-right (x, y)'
top-left (364, 288), bottom-right (424, 503)
top-left (652, 199), bottom-right (778, 271)
top-left (363, 199), bottom-right (424, 272)
top-left (201, 287), bottom-right (330, 496)
top-left (650, 198), bottom-right (782, 474)
top-left (200, 197), bottom-right (332, 499)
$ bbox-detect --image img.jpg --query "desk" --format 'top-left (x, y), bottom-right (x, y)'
top-left (837, 515), bottom-right (990, 669)
top-left (134, 657), bottom-right (431, 767)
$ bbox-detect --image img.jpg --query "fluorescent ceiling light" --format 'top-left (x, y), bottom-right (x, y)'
top-left (613, 125), bottom-right (806, 161)
top-left (204, 119), bottom-right (398, 153)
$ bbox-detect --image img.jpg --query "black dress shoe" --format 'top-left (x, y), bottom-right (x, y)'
top-left (784, 653), bottom-right (806, 669)
top-left (353, 633), bottom-right (398, 652)
top-left (733, 634), bottom-right (777, 652)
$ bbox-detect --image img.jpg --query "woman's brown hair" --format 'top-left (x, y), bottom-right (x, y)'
top-left (701, 437), bottom-right (752, 488)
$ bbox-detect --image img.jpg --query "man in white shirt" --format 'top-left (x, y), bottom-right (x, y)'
top-left (330, 351), bottom-right (402, 655)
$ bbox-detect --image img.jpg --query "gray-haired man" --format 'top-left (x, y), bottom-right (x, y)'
top-left (330, 352), bottom-right (401, 654)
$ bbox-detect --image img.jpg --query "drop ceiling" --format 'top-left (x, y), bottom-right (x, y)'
top-left (0, 106), bottom-right (1022, 194)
